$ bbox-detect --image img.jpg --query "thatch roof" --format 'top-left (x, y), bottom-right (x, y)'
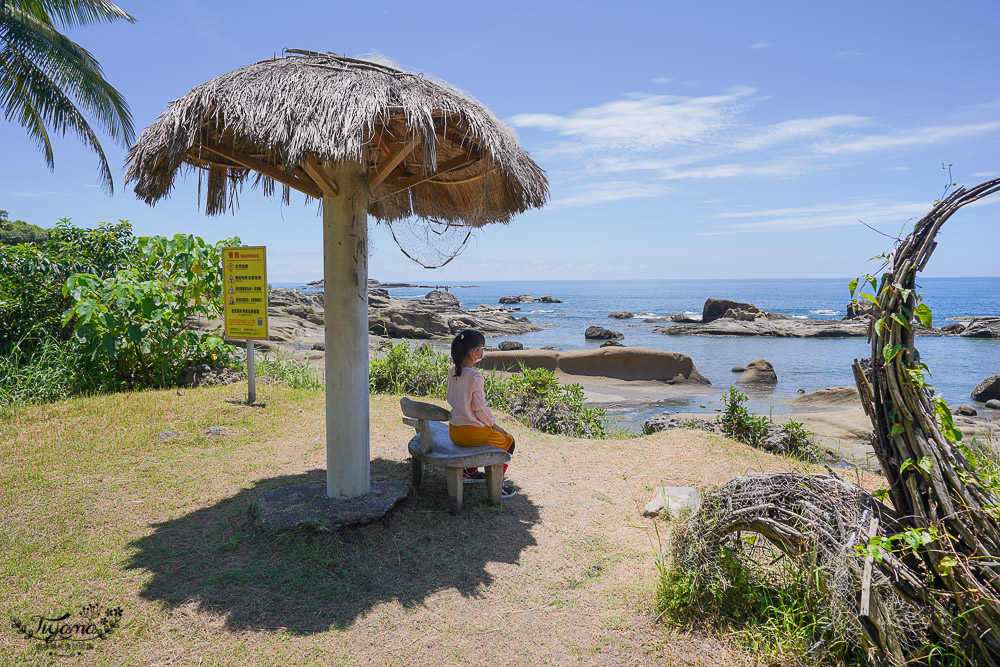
top-left (125, 50), bottom-right (548, 223)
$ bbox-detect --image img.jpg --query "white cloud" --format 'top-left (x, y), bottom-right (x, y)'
top-left (509, 87), bottom-right (755, 151)
top-left (832, 50), bottom-right (864, 58)
top-left (735, 115), bottom-right (870, 150)
top-left (749, 42), bottom-right (772, 50)
top-left (817, 121), bottom-right (1000, 153)
top-left (707, 200), bottom-right (931, 233)
top-left (651, 76), bottom-right (672, 84)
top-left (550, 181), bottom-right (674, 208)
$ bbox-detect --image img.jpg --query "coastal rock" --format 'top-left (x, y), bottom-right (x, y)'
top-left (311, 342), bottom-right (326, 351)
top-left (731, 366), bottom-right (745, 373)
top-left (843, 300), bottom-right (877, 320)
top-left (642, 486), bottom-right (700, 519)
top-left (270, 287), bottom-right (324, 309)
top-left (423, 290), bottom-right (460, 308)
top-left (481, 347), bottom-right (710, 384)
top-left (499, 295), bottom-right (563, 304)
top-left (972, 374), bottom-right (1000, 402)
top-left (986, 399), bottom-right (1000, 410)
top-left (702, 298), bottom-right (760, 324)
top-left (941, 322), bottom-right (968, 334)
top-left (654, 318), bottom-right (869, 338)
top-left (498, 341), bottom-right (524, 351)
top-left (957, 404), bottom-right (978, 417)
top-left (609, 311), bottom-right (634, 319)
top-left (961, 316), bottom-right (1000, 338)
top-left (585, 325), bottom-right (624, 340)
top-left (368, 290), bottom-right (540, 339)
top-left (737, 359), bottom-right (777, 385)
top-left (557, 348), bottom-right (710, 384)
top-left (723, 307), bottom-right (765, 322)
top-left (600, 340), bottom-right (625, 347)
top-left (642, 414), bottom-right (721, 435)
top-left (177, 364), bottom-right (243, 388)
top-left (790, 386), bottom-right (861, 408)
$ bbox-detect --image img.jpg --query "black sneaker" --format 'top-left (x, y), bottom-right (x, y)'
top-left (463, 470), bottom-right (486, 484)
top-left (501, 479), bottom-right (516, 498)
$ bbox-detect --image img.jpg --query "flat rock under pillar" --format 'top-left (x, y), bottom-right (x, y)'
top-left (257, 481), bottom-right (409, 531)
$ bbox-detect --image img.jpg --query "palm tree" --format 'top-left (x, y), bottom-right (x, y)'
top-left (0, 1), bottom-right (135, 193)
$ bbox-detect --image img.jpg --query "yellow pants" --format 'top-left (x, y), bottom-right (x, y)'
top-left (449, 424), bottom-right (515, 452)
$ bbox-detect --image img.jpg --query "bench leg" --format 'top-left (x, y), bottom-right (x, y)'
top-left (445, 467), bottom-right (463, 513)
top-left (411, 457), bottom-right (424, 487)
top-left (485, 463), bottom-right (503, 505)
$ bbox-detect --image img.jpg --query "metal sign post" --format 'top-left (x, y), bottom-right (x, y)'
top-left (221, 246), bottom-right (268, 403)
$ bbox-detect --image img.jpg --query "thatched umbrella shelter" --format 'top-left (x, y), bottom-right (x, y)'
top-left (126, 50), bottom-right (548, 506)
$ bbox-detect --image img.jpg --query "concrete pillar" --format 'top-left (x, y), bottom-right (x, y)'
top-left (322, 160), bottom-right (370, 498)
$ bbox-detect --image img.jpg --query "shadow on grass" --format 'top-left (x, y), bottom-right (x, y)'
top-left (126, 458), bottom-right (539, 634)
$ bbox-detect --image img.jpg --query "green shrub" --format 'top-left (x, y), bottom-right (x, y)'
top-left (61, 232), bottom-right (239, 387)
top-left (719, 387), bottom-right (770, 447)
top-left (368, 343), bottom-right (450, 397)
top-left (0, 218), bottom-right (138, 354)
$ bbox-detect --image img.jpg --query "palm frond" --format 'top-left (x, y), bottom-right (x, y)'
top-left (0, 44), bottom-right (113, 191)
top-left (2, 5), bottom-right (134, 145)
top-left (5, 0), bottom-right (133, 28)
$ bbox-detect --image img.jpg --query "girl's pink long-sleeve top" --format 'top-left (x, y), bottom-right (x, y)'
top-left (446, 367), bottom-right (496, 428)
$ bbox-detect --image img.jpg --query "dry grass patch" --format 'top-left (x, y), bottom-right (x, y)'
top-left (0, 387), bottom-right (861, 666)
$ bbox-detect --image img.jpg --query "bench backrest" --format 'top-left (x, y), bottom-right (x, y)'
top-left (400, 397), bottom-right (451, 454)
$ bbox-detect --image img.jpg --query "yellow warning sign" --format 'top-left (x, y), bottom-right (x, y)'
top-left (221, 246), bottom-right (268, 339)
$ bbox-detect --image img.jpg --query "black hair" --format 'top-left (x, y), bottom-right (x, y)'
top-left (451, 329), bottom-right (485, 377)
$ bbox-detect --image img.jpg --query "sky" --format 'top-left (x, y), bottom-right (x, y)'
top-left (1, 1), bottom-right (998, 283)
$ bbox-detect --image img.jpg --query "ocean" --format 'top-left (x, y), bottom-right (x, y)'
top-left (275, 277), bottom-right (1000, 421)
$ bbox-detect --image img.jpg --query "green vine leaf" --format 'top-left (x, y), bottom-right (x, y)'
top-left (849, 278), bottom-right (859, 298)
top-left (915, 303), bottom-right (933, 328)
top-left (890, 312), bottom-right (911, 330)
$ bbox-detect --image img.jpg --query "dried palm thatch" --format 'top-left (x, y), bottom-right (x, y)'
top-left (125, 50), bottom-right (548, 224)
top-left (670, 179), bottom-right (1000, 665)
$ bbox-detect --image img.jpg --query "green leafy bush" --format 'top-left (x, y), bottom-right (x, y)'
top-left (719, 387), bottom-right (771, 447)
top-left (0, 218), bottom-right (138, 354)
top-left (0, 219), bottom-right (242, 405)
top-left (61, 232), bottom-right (239, 388)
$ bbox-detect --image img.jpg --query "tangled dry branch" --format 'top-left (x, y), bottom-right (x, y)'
top-left (673, 178), bottom-right (1000, 665)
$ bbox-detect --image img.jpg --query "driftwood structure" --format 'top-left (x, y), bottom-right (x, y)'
top-left (126, 51), bottom-right (547, 502)
top-left (673, 179), bottom-right (1000, 665)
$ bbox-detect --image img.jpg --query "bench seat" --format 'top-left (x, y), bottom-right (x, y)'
top-left (401, 397), bottom-right (511, 512)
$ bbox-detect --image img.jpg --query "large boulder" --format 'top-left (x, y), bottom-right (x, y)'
top-left (585, 325), bottom-right (624, 340)
top-left (423, 290), bottom-right (460, 308)
top-left (556, 348), bottom-right (709, 384)
top-left (608, 311), bottom-right (634, 319)
top-left (961, 317), bottom-right (1000, 338)
top-left (972, 374), bottom-right (1000, 402)
top-left (790, 386), bottom-right (861, 408)
top-left (736, 358), bottom-right (777, 385)
top-left (702, 298), bottom-right (759, 324)
top-left (498, 341), bottom-right (524, 351)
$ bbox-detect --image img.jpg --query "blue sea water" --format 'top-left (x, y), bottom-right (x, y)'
top-left (276, 278), bottom-right (999, 418)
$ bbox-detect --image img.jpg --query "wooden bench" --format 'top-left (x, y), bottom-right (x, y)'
top-left (400, 397), bottom-right (511, 512)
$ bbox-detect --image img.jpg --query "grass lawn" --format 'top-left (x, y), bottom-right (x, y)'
top-left (0, 384), bottom-right (874, 665)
